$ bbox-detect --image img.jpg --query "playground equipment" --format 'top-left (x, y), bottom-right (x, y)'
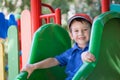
top-left (0, 13), bottom-right (17, 39)
top-left (21, 0), bottom-right (61, 68)
top-left (1, 0), bottom-right (120, 80)
top-left (16, 11), bottom-right (120, 80)
top-left (30, 0), bottom-right (61, 35)
top-left (16, 0), bottom-right (120, 80)
top-left (15, 23), bottom-right (71, 80)
top-left (1, 0), bottom-right (62, 80)
top-left (72, 0), bottom-right (120, 79)
top-left (101, 0), bottom-right (120, 13)
top-left (0, 41), bottom-right (6, 80)
top-left (8, 26), bottom-right (19, 80)
top-left (110, 4), bottom-right (120, 12)
top-left (73, 11), bottom-right (120, 80)
top-left (101, 0), bottom-right (110, 13)
top-left (0, 13), bottom-right (19, 80)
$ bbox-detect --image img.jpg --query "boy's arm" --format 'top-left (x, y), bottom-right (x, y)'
top-left (22, 58), bottom-right (59, 78)
top-left (33, 57), bottom-right (59, 69)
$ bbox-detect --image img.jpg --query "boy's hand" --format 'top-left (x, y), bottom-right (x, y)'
top-left (81, 51), bottom-right (96, 62)
top-left (21, 64), bottom-right (35, 79)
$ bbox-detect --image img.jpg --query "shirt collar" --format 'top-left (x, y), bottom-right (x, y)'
top-left (72, 42), bottom-right (89, 53)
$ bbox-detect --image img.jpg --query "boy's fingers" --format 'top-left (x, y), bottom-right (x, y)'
top-left (85, 53), bottom-right (95, 62)
top-left (81, 51), bottom-right (96, 62)
top-left (87, 55), bottom-right (96, 62)
top-left (27, 73), bottom-right (30, 79)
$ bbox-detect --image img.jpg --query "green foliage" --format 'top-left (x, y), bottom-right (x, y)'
top-left (0, 0), bottom-right (30, 15)
top-left (111, 0), bottom-right (120, 4)
top-left (0, 0), bottom-right (120, 19)
top-left (52, 0), bottom-right (69, 14)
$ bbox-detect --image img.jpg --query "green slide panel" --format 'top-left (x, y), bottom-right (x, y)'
top-left (15, 23), bottom-right (71, 80)
top-left (73, 11), bottom-right (120, 80)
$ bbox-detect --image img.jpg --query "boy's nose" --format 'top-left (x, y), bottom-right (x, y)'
top-left (78, 30), bottom-right (83, 35)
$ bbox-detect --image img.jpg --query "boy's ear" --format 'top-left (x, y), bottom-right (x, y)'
top-left (69, 32), bottom-right (73, 40)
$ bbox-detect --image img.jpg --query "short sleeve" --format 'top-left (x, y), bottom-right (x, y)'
top-left (55, 49), bottom-right (72, 66)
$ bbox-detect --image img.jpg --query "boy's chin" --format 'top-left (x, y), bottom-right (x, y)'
top-left (78, 40), bottom-right (88, 43)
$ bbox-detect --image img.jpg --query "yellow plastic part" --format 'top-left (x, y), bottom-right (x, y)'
top-left (0, 42), bottom-right (5, 80)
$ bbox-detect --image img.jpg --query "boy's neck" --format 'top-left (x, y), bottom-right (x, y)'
top-left (78, 44), bottom-right (87, 50)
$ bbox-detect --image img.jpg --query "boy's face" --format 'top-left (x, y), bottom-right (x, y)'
top-left (70, 20), bottom-right (91, 48)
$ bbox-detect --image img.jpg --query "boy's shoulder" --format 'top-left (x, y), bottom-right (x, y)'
top-left (64, 47), bottom-right (75, 55)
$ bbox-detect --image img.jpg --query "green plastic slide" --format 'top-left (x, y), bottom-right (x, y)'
top-left (15, 23), bottom-right (71, 80)
top-left (73, 11), bottom-right (120, 80)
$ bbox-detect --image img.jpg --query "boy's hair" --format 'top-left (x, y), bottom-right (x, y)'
top-left (68, 13), bottom-right (92, 32)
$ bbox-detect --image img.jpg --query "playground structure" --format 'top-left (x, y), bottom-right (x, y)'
top-left (0, 0), bottom-right (62, 80)
top-left (21, 0), bottom-right (61, 70)
top-left (73, 11), bottom-right (120, 80)
top-left (0, 0), bottom-right (120, 80)
top-left (0, 13), bottom-right (18, 80)
top-left (0, 40), bottom-right (5, 80)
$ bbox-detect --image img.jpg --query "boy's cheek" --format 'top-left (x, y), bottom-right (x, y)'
top-left (69, 33), bottom-right (74, 40)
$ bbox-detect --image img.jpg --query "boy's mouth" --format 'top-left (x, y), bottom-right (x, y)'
top-left (78, 37), bottom-right (85, 40)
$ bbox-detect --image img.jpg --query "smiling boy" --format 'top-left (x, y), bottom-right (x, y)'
top-left (22, 13), bottom-right (95, 80)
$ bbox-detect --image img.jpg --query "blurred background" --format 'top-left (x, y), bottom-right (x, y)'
top-left (0, 0), bottom-right (120, 27)
top-left (0, 0), bottom-right (120, 80)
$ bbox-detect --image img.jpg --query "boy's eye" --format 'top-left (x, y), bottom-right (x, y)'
top-left (74, 30), bottom-right (79, 32)
top-left (83, 29), bottom-right (88, 31)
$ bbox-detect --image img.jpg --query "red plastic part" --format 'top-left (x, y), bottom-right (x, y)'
top-left (101, 0), bottom-right (110, 13)
top-left (55, 8), bottom-right (61, 25)
top-left (31, 0), bottom-right (61, 37)
top-left (31, 0), bottom-right (41, 37)
top-left (21, 10), bottom-right (32, 68)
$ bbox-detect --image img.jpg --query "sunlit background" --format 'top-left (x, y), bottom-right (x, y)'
top-left (0, 0), bottom-right (120, 26)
